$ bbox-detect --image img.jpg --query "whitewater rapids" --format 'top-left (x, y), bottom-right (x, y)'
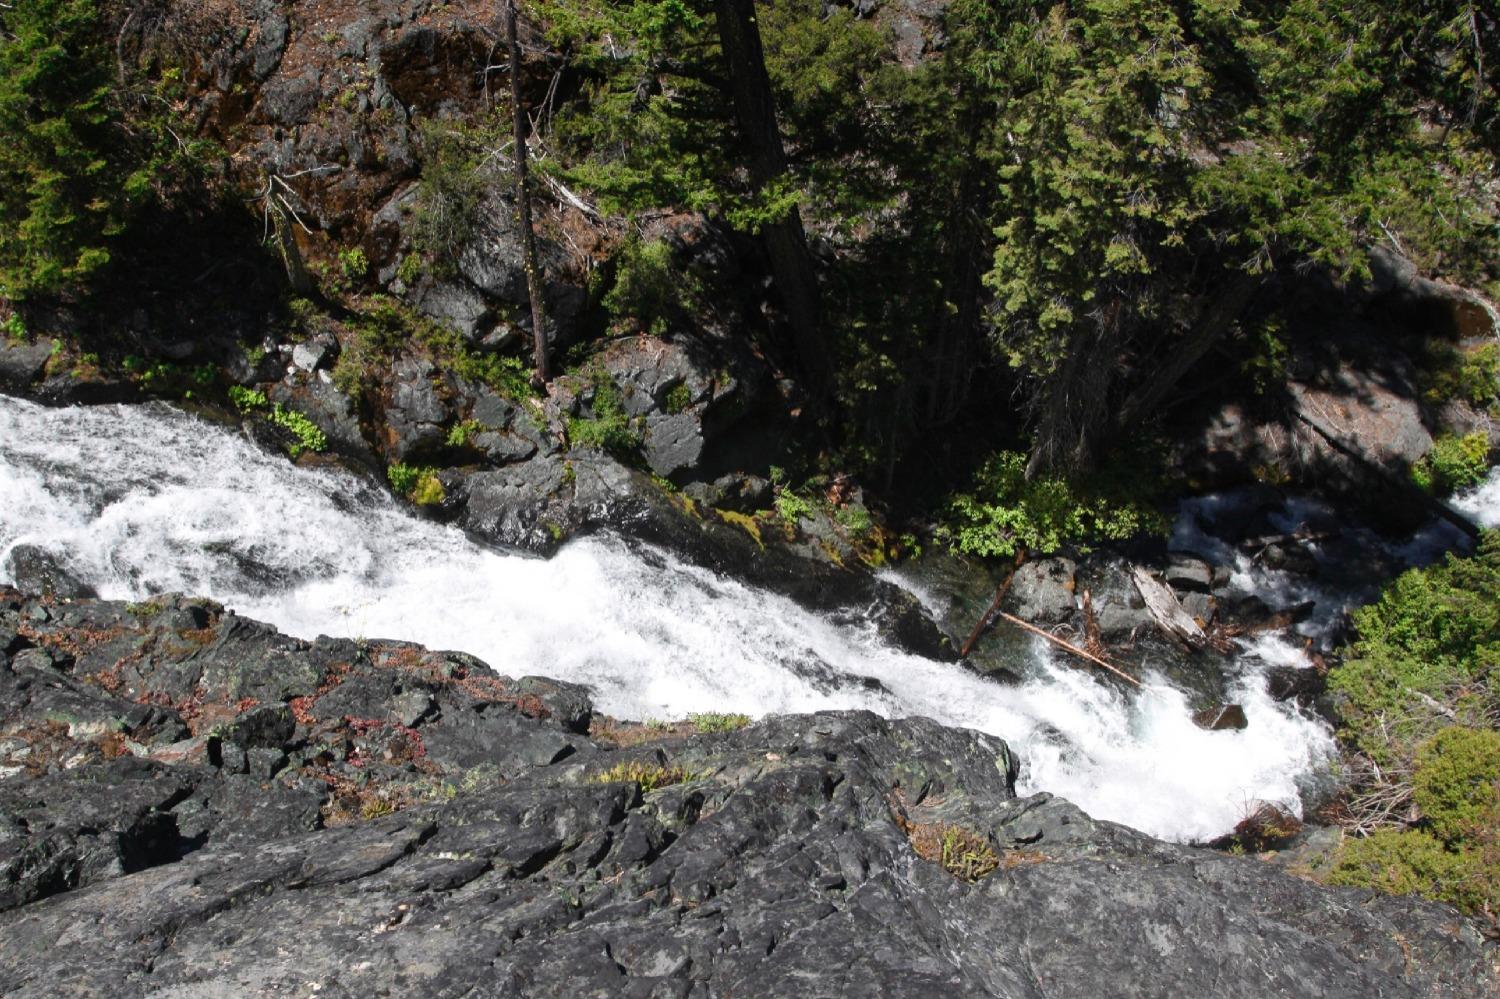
top-left (0, 395), bottom-right (1353, 841)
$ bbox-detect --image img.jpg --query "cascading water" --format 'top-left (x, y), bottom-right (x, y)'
top-left (0, 395), bottom-right (1354, 841)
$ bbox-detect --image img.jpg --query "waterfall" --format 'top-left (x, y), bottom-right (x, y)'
top-left (0, 395), bottom-right (1352, 841)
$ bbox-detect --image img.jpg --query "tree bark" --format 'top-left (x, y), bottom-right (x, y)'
top-left (268, 180), bottom-right (313, 296)
top-left (1116, 272), bottom-right (1262, 431)
top-left (713, 0), bottom-right (834, 403)
top-left (507, 0), bottom-right (550, 383)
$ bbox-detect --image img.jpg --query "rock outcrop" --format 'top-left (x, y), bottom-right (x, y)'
top-left (0, 587), bottom-right (1492, 997)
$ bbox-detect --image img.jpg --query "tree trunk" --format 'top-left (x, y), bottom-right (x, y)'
top-left (713, 0), bottom-right (834, 403)
top-left (507, 0), bottom-right (550, 383)
top-left (1116, 272), bottom-right (1261, 431)
top-left (268, 183), bottom-right (313, 296)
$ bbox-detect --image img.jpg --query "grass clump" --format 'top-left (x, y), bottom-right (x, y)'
top-left (689, 712), bottom-right (750, 733)
top-left (593, 760), bottom-right (691, 792)
top-left (269, 404), bottom-right (327, 458)
top-left (902, 819), bottom-right (1001, 883)
top-left (387, 463), bottom-right (445, 505)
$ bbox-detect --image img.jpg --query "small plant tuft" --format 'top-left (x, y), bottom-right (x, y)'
top-left (688, 712), bottom-right (750, 733)
top-left (228, 385), bottom-right (268, 413)
top-left (269, 404), bottom-right (328, 458)
top-left (593, 760), bottom-right (691, 792)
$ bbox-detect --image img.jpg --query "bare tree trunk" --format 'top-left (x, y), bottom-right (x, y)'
top-left (1116, 273), bottom-right (1261, 431)
top-left (507, 0), bottom-right (550, 384)
top-left (268, 184), bottom-right (313, 296)
top-left (713, 0), bottom-right (834, 404)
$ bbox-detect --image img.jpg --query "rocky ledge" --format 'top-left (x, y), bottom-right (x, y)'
top-left (0, 587), bottom-right (1494, 997)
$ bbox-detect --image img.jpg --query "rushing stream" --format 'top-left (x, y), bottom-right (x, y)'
top-left (7, 394), bottom-right (1477, 842)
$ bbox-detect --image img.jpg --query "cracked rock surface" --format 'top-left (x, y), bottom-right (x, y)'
top-left (0, 588), bottom-right (1493, 997)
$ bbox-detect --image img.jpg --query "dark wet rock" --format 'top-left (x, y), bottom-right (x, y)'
top-left (384, 356), bottom-right (450, 461)
top-left (0, 587), bottom-right (1491, 997)
top-left (2, 546), bottom-right (94, 600)
top-left (1193, 703), bottom-right (1249, 731)
top-left (1266, 664), bottom-right (1328, 705)
top-left (0, 340), bottom-right (53, 393)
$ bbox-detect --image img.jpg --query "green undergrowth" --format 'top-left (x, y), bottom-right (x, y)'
top-left (935, 449), bottom-right (1169, 559)
top-left (1411, 431), bottom-right (1491, 495)
top-left (567, 368), bottom-right (642, 455)
top-left (387, 463), bottom-right (445, 505)
top-left (1325, 532), bottom-right (1500, 924)
top-left (269, 404), bottom-right (327, 458)
top-left (1421, 343), bottom-right (1500, 410)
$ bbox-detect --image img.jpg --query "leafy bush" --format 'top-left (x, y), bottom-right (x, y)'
top-left (1325, 535), bottom-right (1500, 922)
top-left (269, 404), bottom-right (327, 458)
top-left (664, 381), bottom-right (694, 414)
top-left (567, 371), bottom-right (641, 455)
top-left (1327, 828), bottom-right (1487, 912)
top-left (1329, 532), bottom-right (1500, 770)
top-left (387, 463), bottom-right (444, 505)
top-left (1413, 726), bottom-right (1500, 842)
top-left (1423, 343), bottom-right (1500, 408)
top-left (2, 312), bottom-right (26, 341)
top-left (445, 420), bottom-right (482, 446)
top-left (936, 451), bottom-right (1167, 559)
top-left (603, 235), bottom-right (703, 336)
top-left (227, 385), bottom-right (267, 413)
top-left (338, 247), bottom-right (368, 282)
top-left (774, 487), bottom-right (815, 526)
top-left (1411, 432), bottom-right (1490, 495)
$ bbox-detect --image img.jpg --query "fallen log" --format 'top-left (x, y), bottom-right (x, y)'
top-left (959, 549), bottom-right (1027, 658)
top-left (996, 611), bottom-right (1142, 687)
top-left (1131, 567), bottom-right (1208, 648)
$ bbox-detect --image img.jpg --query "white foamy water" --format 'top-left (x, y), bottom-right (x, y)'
top-left (0, 396), bottom-right (1339, 841)
top-left (1452, 466), bottom-right (1500, 529)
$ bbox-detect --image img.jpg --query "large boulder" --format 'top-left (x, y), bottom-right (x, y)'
top-left (0, 588), bottom-right (1492, 997)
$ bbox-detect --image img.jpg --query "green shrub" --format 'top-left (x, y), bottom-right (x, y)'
top-left (834, 503), bottom-right (873, 537)
top-left (603, 235), bottom-right (703, 335)
top-left (1327, 829), bottom-right (1485, 910)
top-left (1422, 343), bottom-right (1500, 408)
top-left (446, 420), bottom-right (483, 446)
top-left (1329, 532), bottom-right (1500, 770)
top-left (1413, 726), bottom-right (1500, 842)
top-left (227, 385), bottom-right (267, 413)
top-left (338, 246), bottom-right (369, 282)
top-left (1411, 432), bottom-right (1490, 495)
top-left (664, 381), bottom-right (694, 414)
top-left (2, 313), bottom-right (26, 341)
top-left (387, 463), bottom-right (445, 505)
top-left (774, 487), bottom-right (815, 526)
top-left (269, 404), bottom-right (327, 458)
top-left (411, 119), bottom-right (501, 273)
top-left (935, 450), bottom-right (1168, 559)
top-left (567, 371), bottom-right (641, 455)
